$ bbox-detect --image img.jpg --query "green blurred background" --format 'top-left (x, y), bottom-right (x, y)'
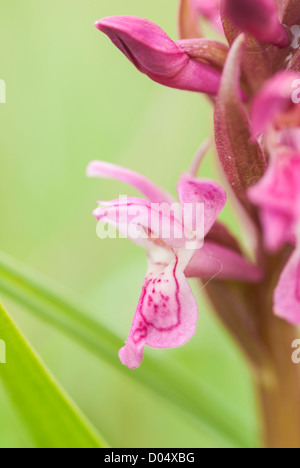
top-left (0, 0), bottom-right (258, 447)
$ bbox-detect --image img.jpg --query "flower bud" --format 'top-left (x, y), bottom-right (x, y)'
top-left (95, 16), bottom-right (221, 94)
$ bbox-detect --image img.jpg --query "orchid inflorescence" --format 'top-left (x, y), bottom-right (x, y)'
top-left (87, 0), bottom-right (300, 373)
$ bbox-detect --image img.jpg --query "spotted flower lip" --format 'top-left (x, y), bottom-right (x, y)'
top-left (88, 159), bottom-right (262, 369)
top-left (222, 0), bottom-right (291, 48)
top-left (95, 16), bottom-right (222, 95)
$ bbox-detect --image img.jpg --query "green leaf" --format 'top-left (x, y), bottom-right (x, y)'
top-left (0, 302), bottom-right (107, 448)
top-left (0, 250), bottom-right (257, 448)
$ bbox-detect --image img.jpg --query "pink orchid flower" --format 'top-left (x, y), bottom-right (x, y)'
top-left (248, 150), bottom-right (300, 251)
top-left (222, 0), bottom-right (290, 48)
top-left (95, 16), bottom-right (222, 95)
top-left (251, 72), bottom-right (300, 146)
top-left (249, 72), bottom-right (300, 250)
top-left (87, 159), bottom-right (261, 368)
top-left (248, 72), bottom-right (300, 323)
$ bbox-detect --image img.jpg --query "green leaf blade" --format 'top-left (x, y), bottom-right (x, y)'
top-left (0, 302), bottom-right (107, 448)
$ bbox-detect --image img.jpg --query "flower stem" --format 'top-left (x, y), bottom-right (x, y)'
top-left (255, 318), bottom-right (300, 448)
top-left (204, 250), bottom-right (300, 448)
top-left (249, 252), bottom-right (300, 448)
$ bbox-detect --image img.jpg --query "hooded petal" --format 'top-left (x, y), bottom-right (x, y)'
top-left (177, 173), bottom-right (226, 236)
top-left (119, 253), bottom-right (198, 369)
top-left (251, 72), bottom-right (300, 138)
top-left (185, 241), bottom-right (262, 282)
top-left (279, 128), bottom-right (300, 152)
top-left (248, 152), bottom-right (300, 250)
top-left (222, 0), bottom-right (290, 48)
top-left (96, 16), bottom-right (187, 75)
top-left (87, 160), bottom-right (173, 204)
top-left (93, 197), bottom-right (186, 249)
top-left (274, 249), bottom-right (300, 324)
top-left (95, 16), bottom-right (221, 94)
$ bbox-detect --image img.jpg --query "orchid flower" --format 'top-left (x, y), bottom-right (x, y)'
top-left (95, 16), bottom-right (223, 95)
top-left (87, 159), bottom-right (261, 368)
top-left (248, 72), bottom-right (300, 249)
top-left (249, 150), bottom-right (300, 252)
top-left (251, 72), bottom-right (300, 149)
top-left (222, 0), bottom-right (290, 48)
top-left (247, 72), bottom-right (300, 323)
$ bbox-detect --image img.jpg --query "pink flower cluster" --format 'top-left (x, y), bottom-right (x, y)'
top-left (88, 0), bottom-right (300, 368)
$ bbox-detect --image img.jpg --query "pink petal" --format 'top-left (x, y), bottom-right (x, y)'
top-left (251, 72), bottom-right (300, 138)
top-left (95, 16), bottom-right (221, 94)
top-left (119, 254), bottom-right (198, 369)
top-left (274, 249), bottom-right (300, 324)
top-left (87, 161), bottom-right (173, 204)
top-left (222, 0), bottom-right (290, 48)
top-left (185, 241), bottom-right (262, 282)
top-left (259, 209), bottom-right (295, 252)
top-left (248, 152), bottom-right (300, 250)
top-left (93, 197), bottom-right (186, 249)
top-left (96, 16), bottom-right (188, 75)
top-left (177, 173), bottom-right (226, 236)
top-left (156, 55), bottom-right (221, 94)
top-left (279, 128), bottom-right (300, 152)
